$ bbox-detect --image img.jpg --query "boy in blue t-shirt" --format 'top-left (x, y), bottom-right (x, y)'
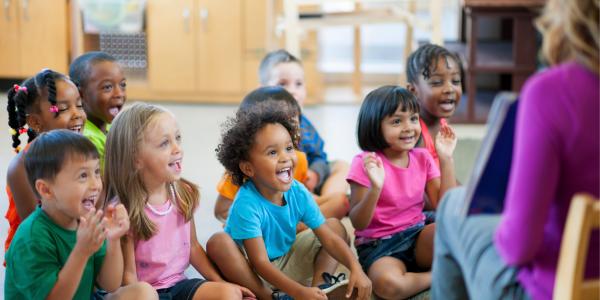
top-left (4, 130), bottom-right (157, 300)
top-left (208, 93), bottom-right (371, 300)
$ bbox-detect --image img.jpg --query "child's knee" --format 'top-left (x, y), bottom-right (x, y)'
top-left (372, 273), bottom-right (402, 297)
top-left (206, 232), bottom-right (235, 257)
top-left (325, 218), bottom-right (348, 243)
top-left (125, 282), bottom-right (158, 299)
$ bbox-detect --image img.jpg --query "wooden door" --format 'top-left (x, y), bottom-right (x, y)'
top-left (19, 0), bottom-right (68, 75)
top-left (147, 0), bottom-right (196, 92)
top-left (196, 0), bottom-right (242, 94)
top-left (0, 0), bottom-right (21, 77)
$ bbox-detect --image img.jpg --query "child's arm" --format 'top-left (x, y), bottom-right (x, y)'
top-left (46, 210), bottom-right (106, 300)
top-left (7, 154), bottom-right (37, 219)
top-left (97, 204), bottom-right (130, 291)
top-left (244, 237), bottom-right (326, 300)
top-left (214, 194), bottom-right (233, 224)
top-left (427, 125), bottom-right (457, 208)
top-left (121, 234), bottom-right (138, 285)
top-left (348, 153), bottom-right (385, 230)
top-left (313, 224), bottom-right (372, 300)
top-left (190, 217), bottom-right (224, 281)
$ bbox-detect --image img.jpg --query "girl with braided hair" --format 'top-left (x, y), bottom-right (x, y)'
top-left (5, 68), bottom-right (86, 252)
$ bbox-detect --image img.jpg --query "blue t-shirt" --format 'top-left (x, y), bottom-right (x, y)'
top-left (225, 180), bottom-right (325, 260)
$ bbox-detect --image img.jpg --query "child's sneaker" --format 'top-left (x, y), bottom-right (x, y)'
top-left (271, 290), bottom-right (293, 300)
top-left (318, 272), bottom-right (351, 300)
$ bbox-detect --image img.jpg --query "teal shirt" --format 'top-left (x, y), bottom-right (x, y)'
top-left (5, 207), bottom-right (107, 299)
top-left (83, 119), bottom-right (109, 170)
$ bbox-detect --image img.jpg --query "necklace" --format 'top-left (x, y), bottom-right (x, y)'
top-left (145, 183), bottom-right (177, 216)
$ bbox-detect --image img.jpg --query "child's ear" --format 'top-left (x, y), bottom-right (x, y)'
top-left (407, 83), bottom-right (418, 96)
top-left (26, 114), bottom-right (42, 133)
top-left (239, 161), bottom-right (254, 178)
top-left (35, 179), bottom-right (53, 200)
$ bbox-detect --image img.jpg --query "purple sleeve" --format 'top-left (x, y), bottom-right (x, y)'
top-left (494, 73), bottom-right (561, 266)
top-left (346, 153), bottom-right (371, 188)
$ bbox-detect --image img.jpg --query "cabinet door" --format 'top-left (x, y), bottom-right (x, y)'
top-left (147, 0), bottom-right (196, 92)
top-left (196, 0), bottom-right (242, 94)
top-left (0, 0), bottom-right (21, 77)
top-left (19, 0), bottom-right (68, 75)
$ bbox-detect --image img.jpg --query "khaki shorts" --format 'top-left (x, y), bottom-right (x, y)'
top-left (241, 229), bottom-right (322, 287)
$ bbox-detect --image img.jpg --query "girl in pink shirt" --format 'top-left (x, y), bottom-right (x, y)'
top-left (347, 86), bottom-right (457, 299)
top-left (104, 103), bottom-right (254, 300)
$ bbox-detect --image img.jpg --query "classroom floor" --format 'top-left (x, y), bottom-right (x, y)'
top-left (0, 95), bottom-right (486, 297)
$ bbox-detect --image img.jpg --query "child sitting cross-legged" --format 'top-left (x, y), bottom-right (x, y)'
top-left (207, 97), bottom-right (372, 300)
top-left (4, 130), bottom-right (157, 299)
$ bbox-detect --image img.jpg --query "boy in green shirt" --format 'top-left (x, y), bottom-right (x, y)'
top-left (4, 130), bottom-right (157, 300)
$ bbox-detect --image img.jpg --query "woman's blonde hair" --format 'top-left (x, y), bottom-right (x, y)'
top-left (536, 0), bottom-right (599, 73)
top-left (104, 102), bottom-right (199, 241)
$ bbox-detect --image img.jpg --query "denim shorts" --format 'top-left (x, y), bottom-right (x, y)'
top-left (356, 212), bottom-right (435, 273)
top-left (157, 278), bottom-right (206, 300)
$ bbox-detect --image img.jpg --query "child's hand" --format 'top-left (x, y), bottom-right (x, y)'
top-left (230, 284), bottom-right (255, 299)
top-left (104, 203), bottom-right (130, 241)
top-left (75, 209), bottom-right (106, 257)
top-left (347, 267), bottom-right (373, 300)
top-left (294, 286), bottom-right (327, 300)
top-left (435, 124), bottom-right (457, 159)
top-left (304, 169), bottom-right (319, 192)
top-left (363, 152), bottom-right (385, 189)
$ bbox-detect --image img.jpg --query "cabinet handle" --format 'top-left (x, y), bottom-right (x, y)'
top-left (182, 8), bottom-right (190, 33)
top-left (199, 8), bottom-right (208, 32)
top-left (3, 0), bottom-right (10, 21)
top-left (21, 0), bottom-right (27, 20)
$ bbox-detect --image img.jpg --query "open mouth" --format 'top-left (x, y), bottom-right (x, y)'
top-left (108, 105), bottom-right (123, 118)
top-left (168, 159), bottom-right (182, 173)
top-left (81, 195), bottom-right (97, 211)
top-left (439, 100), bottom-right (456, 112)
top-left (399, 135), bottom-right (416, 144)
top-left (276, 167), bottom-right (292, 183)
top-left (69, 124), bottom-right (83, 133)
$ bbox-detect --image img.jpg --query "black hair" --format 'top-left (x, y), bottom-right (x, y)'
top-left (258, 49), bottom-right (302, 85)
top-left (7, 69), bottom-right (69, 152)
top-left (406, 44), bottom-right (464, 87)
top-left (238, 86), bottom-right (301, 117)
top-left (357, 86), bottom-right (420, 152)
top-left (216, 101), bottom-right (299, 186)
top-left (24, 129), bottom-right (99, 198)
top-left (69, 51), bottom-right (117, 88)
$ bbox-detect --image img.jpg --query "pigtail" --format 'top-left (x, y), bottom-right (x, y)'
top-left (6, 88), bottom-right (22, 152)
top-left (40, 69), bottom-right (59, 117)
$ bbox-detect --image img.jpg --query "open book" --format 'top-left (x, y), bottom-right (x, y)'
top-left (462, 92), bottom-right (519, 216)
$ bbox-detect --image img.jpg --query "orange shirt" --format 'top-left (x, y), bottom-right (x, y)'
top-left (217, 150), bottom-right (309, 200)
top-left (5, 143), bottom-right (32, 252)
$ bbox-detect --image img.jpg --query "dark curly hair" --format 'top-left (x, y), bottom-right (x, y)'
top-left (216, 101), bottom-right (299, 186)
top-left (406, 44), bottom-right (464, 88)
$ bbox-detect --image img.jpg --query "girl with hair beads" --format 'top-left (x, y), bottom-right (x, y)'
top-left (347, 86), bottom-right (457, 299)
top-left (104, 102), bottom-right (254, 300)
top-left (5, 68), bottom-right (86, 251)
top-left (69, 51), bottom-right (127, 169)
top-left (406, 44), bottom-right (463, 167)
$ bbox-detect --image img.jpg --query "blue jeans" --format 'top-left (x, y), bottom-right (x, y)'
top-left (431, 187), bottom-right (531, 300)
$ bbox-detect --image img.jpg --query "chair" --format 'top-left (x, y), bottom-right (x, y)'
top-left (554, 193), bottom-right (600, 300)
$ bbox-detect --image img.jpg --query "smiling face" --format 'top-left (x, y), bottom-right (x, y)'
top-left (266, 62), bottom-right (307, 107)
top-left (136, 112), bottom-right (183, 188)
top-left (240, 123), bottom-right (298, 203)
top-left (381, 106), bottom-right (422, 155)
top-left (81, 60), bottom-right (126, 129)
top-left (410, 55), bottom-right (462, 120)
top-left (28, 79), bottom-right (87, 134)
top-left (41, 154), bottom-right (102, 229)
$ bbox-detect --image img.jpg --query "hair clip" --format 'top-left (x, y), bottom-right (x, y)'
top-left (18, 127), bottom-right (27, 135)
top-left (13, 84), bottom-right (28, 94)
top-left (49, 105), bottom-right (59, 113)
top-left (9, 128), bottom-right (17, 136)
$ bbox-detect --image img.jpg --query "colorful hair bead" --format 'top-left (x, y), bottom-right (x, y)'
top-left (9, 128), bottom-right (17, 136)
top-left (49, 105), bottom-right (59, 113)
top-left (18, 127), bottom-right (27, 135)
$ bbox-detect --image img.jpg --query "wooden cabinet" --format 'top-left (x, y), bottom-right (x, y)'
top-left (0, 0), bottom-right (68, 77)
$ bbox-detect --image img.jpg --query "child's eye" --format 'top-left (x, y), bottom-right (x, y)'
top-left (286, 145), bottom-right (294, 152)
top-left (95, 168), bottom-right (101, 176)
top-left (392, 118), bottom-right (401, 125)
top-left (120, 81), bottom-right (127, 90)
top-left (175, 134), bottom-right (182, 143)
top-left (268, 150), bottom-right (277, 156)
top-left (430, 80), bottom-right (442, 86)
top-left (160, 140), bottom-right (169, 147)
top-left (102, 84), bottom-right (113, 92)
top-left (452, 79), bottom-right (462, 85)
top-left (79, 172), bottom-right (88, 180)
top-left (411, 115), bottom-right (419, 122)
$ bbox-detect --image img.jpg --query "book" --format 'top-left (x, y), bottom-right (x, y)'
top-left (462, 92), bottom-right (519, 216)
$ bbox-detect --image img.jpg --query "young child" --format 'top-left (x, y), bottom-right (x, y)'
top-left (259, 50), bottom-right (349, 215)
top-left (104, 102), bottom-right (254, 299)
top-left (5, 69), bottom-right (86, 252)
top-left (4, 130), bottom-right (157, 299)
top-left (406, 44), bottom-right (463, 167)
top-left (214, 87), bottom-right (347, 225)
top-left (69, 51), bottom-right (127, 169)
top-left (347, 86), bottom-right (457, 299)
top-left (207, 100), bottom-right (372, 300)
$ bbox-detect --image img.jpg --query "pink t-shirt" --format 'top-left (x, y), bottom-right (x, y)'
top-left (134, 200), bottom-right (190, 289)
top-left (347, 149), bottom-right (440, 239)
